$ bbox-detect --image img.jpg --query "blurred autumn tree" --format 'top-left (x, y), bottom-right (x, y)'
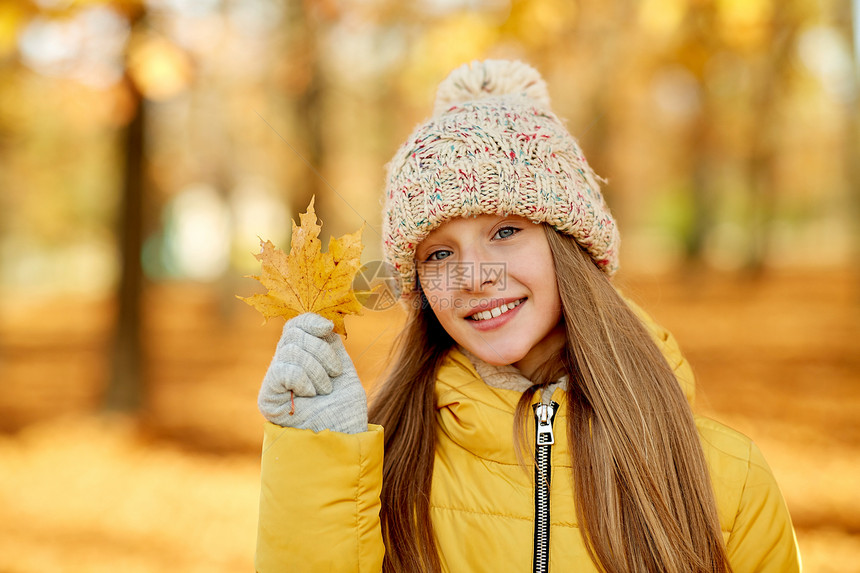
top-left (108, 4), bottom-right (146, 411)
top-left (0, 0), bottom-right (855, 426)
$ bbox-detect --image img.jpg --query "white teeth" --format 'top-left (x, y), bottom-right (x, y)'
top-left (469, 298), bottom-right (523, 322)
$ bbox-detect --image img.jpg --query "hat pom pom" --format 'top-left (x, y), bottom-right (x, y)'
top-left (432, 59), bottom-right (551, 117)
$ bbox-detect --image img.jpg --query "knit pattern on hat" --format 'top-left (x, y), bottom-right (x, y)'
top-left (382, 60), bottom-right (619, 297)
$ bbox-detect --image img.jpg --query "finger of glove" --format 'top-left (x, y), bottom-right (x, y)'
top-left (324, 334), bottom-right (358, 390)
top-left (258, 384), bottom-right (297, 423)
top-left (287, 312), bottom-right (334, 339)
top-left (279, 326), bottom-right (342, 378)
top-left (289, 384), bottom-right (368, 434)
top-left (262, 359), bottom-right (324, 397)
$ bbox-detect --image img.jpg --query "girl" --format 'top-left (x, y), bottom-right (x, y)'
top-left (255, 60), bottom-right (800, 573)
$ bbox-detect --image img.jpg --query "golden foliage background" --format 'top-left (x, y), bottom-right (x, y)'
top-left (0, 0), bottom-right (857, 571)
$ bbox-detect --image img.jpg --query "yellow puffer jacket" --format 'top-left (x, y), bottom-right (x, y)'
top-left (256, 304), bottom-right (801, 572)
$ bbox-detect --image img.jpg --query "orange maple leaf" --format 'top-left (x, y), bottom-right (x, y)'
top-left (238, 197), bottom-right (364, 336)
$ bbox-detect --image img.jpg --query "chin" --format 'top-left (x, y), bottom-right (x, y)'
top-left (466, 340), bottom-right (529, 367)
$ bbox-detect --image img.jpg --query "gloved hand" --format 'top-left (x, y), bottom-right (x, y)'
top-left (258, 313), bottom-right (368, 434)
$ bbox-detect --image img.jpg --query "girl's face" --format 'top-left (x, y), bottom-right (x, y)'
top-left (415, 215), bottom-right (564, 377)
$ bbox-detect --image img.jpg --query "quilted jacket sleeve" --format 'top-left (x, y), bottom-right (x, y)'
top-left (725, 441), bottom-right (802, 572)
top-left (255, 422), bottom-right (385, 573)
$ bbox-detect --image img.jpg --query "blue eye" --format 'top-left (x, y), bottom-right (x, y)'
top-left (426, 250), bottom-right (452, 262)
top-left (493, 226), bottom-right (520, 240)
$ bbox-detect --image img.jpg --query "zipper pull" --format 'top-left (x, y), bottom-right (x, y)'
top-left (534, 402), bottom-right (556, 446)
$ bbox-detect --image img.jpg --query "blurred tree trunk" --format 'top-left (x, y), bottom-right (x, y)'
top-left (106, 13), bottom-right (146, 412)
top-left (840, 0), bottom-right (860, 271)
top-left (745, 2), bottom-right (797, 273)
top-left (572, 0), bottom-right (637, 220)
top-left (683, 4), bottom-right (720, 266)
top-left (286, 0), bottom-right (326, 220)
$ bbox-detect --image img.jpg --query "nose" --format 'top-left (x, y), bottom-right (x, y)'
top-left (452, 246), bottom-right (501, 293)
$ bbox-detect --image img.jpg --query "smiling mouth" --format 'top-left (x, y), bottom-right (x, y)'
top-left (466, 298), bottom-right (526, 322)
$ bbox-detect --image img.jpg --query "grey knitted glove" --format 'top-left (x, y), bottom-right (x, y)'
top-left (258, 313), bottom-right (368, 434)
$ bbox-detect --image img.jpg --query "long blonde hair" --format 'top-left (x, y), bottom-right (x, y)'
top-left (368, 226), bottom-right (731, 573)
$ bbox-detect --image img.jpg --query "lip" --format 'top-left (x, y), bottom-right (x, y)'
top-left (465, 297), bottom-right (525, 317)
top-left (464, 297), bottom-right (526, 331)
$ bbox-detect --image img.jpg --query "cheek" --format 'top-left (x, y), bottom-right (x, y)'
top-left (425, 295), bottom-right (461, 336)
top-left (417, 275), bottom-right (455, 322)
top-left (512, 253), bottom-right (561, 314)
top-left (510, 254), bottom-right (555, 291)
top-left (418, 271), bottom-right (449, 305)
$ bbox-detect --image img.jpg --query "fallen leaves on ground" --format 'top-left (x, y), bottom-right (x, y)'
top-left (0, 415), bottom-right (260, 573)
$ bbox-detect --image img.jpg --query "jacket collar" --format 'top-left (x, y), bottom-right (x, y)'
top-left (434, 348), bottom-right (568, 465)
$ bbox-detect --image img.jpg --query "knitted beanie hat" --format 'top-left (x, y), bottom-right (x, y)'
top-left (381, 59), bottom-right (619, 297)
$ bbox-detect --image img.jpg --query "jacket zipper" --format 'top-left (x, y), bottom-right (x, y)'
top-left (533, 400), bottom-right (558, 573)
